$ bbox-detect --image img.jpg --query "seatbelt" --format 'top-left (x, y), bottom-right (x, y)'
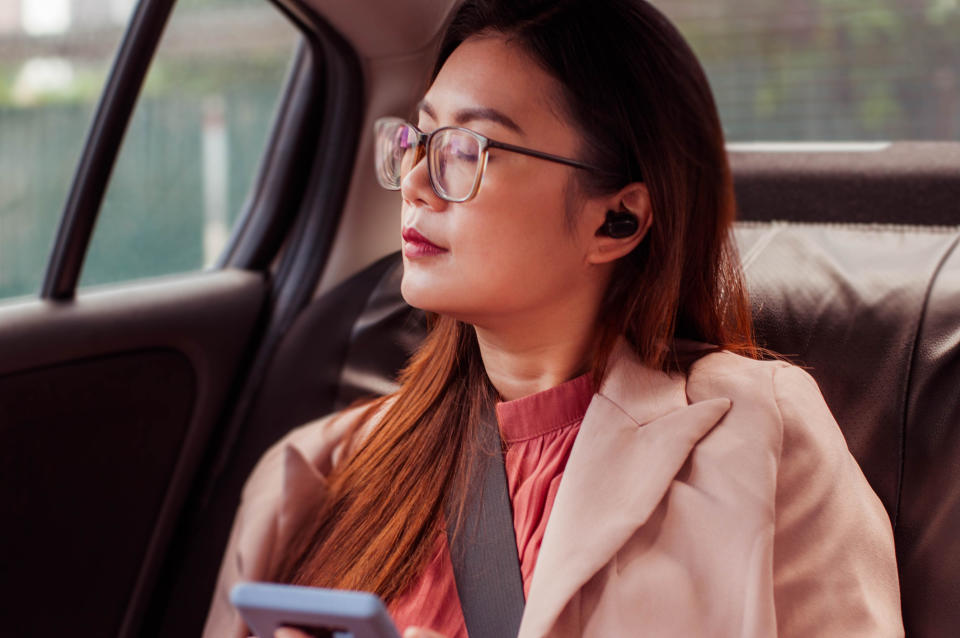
top-left (445, 403), bottom-right (526, 638)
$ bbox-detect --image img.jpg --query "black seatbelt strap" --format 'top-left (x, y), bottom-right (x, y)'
top-left (445, 403), bottom-right (526, 637)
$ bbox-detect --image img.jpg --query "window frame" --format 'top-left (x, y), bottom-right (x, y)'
top-left (38, 0), bottom-right (357, 303)
top-left (109, 2), bottom-right (365, 633)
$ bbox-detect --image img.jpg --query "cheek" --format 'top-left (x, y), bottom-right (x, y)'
top-left (402, 180), bottom-right (584, 315)
top-left (469, 172), bottom-right (581, 285)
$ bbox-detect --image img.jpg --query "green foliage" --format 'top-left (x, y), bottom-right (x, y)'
top-left (0, 0), bottom-right (294, 297)
top-left (664, 0), bottom-right (960, 139)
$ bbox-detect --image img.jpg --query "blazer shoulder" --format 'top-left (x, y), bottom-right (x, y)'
top-left (203, 400), bottom-right (392, 638)
top-left (689, 348), bottom-right (790, 376)
top-left (687, 348), bottom-right (868, 483)
top-left (241, 398), bottom-right (389, 502)
top-left (686, 349), bottom-right (793, 400)
top-left (685, 351), bottom-right (817, 462)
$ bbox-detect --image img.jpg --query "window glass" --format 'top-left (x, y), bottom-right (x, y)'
top-left (659, 0), bottom-right (960, 141)
top-left (79, 0), bottom-right (298, 289)
top-left (0, 0), bottom-right (134, 300)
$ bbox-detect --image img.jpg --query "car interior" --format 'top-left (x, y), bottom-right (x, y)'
top-left (0, 0), bottom-right (957, 636)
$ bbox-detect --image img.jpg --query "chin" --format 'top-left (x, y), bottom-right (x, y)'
top-left (400, 278), bottom-right (480, 322)
top-left (400, 276), bottom-right (447, 313)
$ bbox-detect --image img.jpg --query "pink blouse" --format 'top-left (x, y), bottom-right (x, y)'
top-left (388, 373), bottom-right (594, 636)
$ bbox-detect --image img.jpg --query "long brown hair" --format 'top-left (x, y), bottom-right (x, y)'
top-left (276, 0), bottom-right (757, 601)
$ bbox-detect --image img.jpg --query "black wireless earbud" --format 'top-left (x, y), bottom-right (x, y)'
top-left (598, 210), bottom-right (639, 238)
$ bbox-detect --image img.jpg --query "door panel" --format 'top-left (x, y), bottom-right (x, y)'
top-left (0, 270), bottom-right (266, 637)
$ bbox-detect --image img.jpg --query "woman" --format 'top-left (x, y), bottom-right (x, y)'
top-left (204, 0), bottom-right (903, 636)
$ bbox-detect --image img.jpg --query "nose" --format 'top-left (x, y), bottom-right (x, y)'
top-left (400, 151), bottom-right (448, 212)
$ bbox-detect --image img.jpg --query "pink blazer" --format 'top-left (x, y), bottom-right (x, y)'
top-left (203, 341), bottom-right (903, 637)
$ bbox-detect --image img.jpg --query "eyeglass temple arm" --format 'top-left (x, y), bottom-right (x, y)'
top-left (485, 139), bottom-right (623, 177)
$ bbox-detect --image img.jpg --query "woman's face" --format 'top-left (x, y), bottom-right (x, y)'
top-left (399, 34), bottom-right (616, 328)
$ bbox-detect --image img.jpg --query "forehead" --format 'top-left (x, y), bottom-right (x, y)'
top-left (422, 35), bottom-right (571, 136)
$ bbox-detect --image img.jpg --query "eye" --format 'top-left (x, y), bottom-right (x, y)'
top-left (448, 137), bottom-right (478, 162)
top-left (454, 148), bottom-right (479, 162)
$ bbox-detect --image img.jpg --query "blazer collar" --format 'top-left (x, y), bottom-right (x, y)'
top-left (518, 339), bottom-right (731, 638)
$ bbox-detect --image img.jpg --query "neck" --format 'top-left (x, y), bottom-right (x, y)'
top-left (472, 303), bottom-right (601, 402)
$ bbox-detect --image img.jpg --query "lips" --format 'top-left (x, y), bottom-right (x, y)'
top-left (402, 227), bottom-right (448, 258)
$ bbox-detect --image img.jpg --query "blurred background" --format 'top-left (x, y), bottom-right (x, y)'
top-left (0, 0), bottom-right (958, 300)
top-left (0, 0), bottom-right (296, 299)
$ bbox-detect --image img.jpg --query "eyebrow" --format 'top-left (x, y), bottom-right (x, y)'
top-left (417, 99), bottom-right (525, 135)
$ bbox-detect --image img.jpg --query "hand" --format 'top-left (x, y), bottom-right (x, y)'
top-left (402, 628), bottom-right (448, 638)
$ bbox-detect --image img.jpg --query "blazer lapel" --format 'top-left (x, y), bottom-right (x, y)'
top-left (518, 342), bottom-right (732, 638)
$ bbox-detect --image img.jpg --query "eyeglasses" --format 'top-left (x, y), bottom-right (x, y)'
top-left (373, 116), bottom-right (610, 203)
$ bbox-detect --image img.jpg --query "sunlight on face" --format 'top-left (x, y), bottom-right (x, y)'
top-left (399, 35), bottom-right (601, 329)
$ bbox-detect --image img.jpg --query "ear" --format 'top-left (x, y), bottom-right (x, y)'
top-left (584, 182), bottom-right (652, 265)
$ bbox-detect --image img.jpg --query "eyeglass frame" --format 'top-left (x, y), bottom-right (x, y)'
top-left (374, 116), bottom-right (619, 203)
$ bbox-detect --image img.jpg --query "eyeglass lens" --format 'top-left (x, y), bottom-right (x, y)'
top-left (375, 120), bottom-right (482, 201)
top-left (429, 129), bottom-right (480, 200)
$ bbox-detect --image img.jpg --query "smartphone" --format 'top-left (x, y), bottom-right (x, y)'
top-left (230, 582), bottom-right (402, 638)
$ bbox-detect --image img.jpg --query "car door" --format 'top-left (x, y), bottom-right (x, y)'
top-left (0, 0), bottom-right (362, 636)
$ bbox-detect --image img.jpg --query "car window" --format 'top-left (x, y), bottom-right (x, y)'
top-left (0, 0), bottom-right (136, 300)
top-left (78, 0), bottom-right (298, 289)
top-left (659, 0), bottom-right (960, 141)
